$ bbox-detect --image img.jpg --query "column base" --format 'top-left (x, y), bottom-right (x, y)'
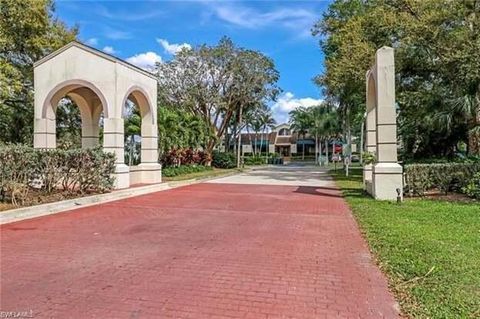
top-left (129, 163), bottom-right (162, 185)
top-left (363, 164), bottom-right (373, 192)
top-left (372, 163), bottom-right (403, 200)
top-left (113, 164), bottom-right (130, 189)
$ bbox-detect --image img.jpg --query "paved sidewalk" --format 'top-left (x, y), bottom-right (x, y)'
top-left (0, 166), bottom-right (399, 318)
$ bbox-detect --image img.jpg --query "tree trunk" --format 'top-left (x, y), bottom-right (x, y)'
top-left (264, 130), bottom-right (268, 163)
top-left (302, 133), bottom-right (305, 161)
top-left (345, 107), bottom-right (351, 177)
top-left (232, 121), bottom-right (237, 156)
top-left (236, 106), bottom-right (243, 168)
top-left (325, 139), bottom-right (329, 166)
top-left (315, 133), bottom-right (318, 165)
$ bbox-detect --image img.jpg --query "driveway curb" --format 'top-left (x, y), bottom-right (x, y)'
top-left (0, 170), bottom-right (243, 225)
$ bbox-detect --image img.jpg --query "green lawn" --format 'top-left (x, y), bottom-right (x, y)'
top-left (331, 168), bottom-right (480, 319)
top-left (163, 167), bottom-right (242, 182)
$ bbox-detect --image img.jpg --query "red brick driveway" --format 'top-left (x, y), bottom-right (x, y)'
top-left (1, 167), bottom-right (399, 318)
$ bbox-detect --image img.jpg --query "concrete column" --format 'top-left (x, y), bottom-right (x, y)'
top-left (130, 122), bottom-right (161, 185)
top-left (268, 144), bottom-right (275, 154)
top-left (140, 123), bottom-right (159, 164)
top-left (363, 73), bottom-right (377, 192)
top-left (103, 117), bottom-right (129, 189)
top-left (81, 123), bottom-right (99, 148)
top-left (372, 47), bottom-right (403, 200)
top-left (80, 101), bottom-right (102, 148)
top-left (33, 118), bottom-right (56, 149)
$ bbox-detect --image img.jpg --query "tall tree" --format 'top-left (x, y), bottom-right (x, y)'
top-left (157, 106), bottom-right (212, 157)
top-left (157, 37), bottom-right (280, 159)
top-left (313, 0), bottom-right (480, 158)
top-left (0, 0), bottom-right (77, 144)
top-left (289, 107), bottom-right (313, 160)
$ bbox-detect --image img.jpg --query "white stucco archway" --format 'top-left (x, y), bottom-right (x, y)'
top-left (33, 41), bottom-right (161, 189)
top-left (363, 47), bottom-right (403, 200)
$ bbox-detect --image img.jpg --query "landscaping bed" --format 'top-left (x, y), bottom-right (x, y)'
top-left (162, 167), bottom-right (242, 182)
top-left (0, 188), bottom-right (107, 212)
top-left (1, 145), bottom-right (116, 211)
top-left (331, 167), bottom-right (480, 318)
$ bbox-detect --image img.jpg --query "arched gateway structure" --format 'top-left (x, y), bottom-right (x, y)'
top-left (363, 47), bottom-right (403, 200)
top-left (33, 41), bottom-right (161, 189)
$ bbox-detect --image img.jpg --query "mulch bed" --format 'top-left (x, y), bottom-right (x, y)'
top-left (406, 189), bottom-right (476, 203)
top-left (0, 189), bottom-right (105, 212)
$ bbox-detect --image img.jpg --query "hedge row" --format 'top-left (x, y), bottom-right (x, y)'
top-left (0, 145), bottom-right (116, 205)
top-left (162, 165), bottom-right (212, 177)
top-left (404, 162), bottom-right (480, 196)
top-left (244, 155), bottom-right (266, 166)
top-left (212, 151), bottom-right (236, 168)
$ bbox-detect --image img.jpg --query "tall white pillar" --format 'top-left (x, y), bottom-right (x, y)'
top-left (81, 123), bottom-right (99, 148)
top-left (364, 72), bottom-right (377, 193)
top-left (33, 118), bottom-right (56, 149)
top-left (372, 47), bottom-right (403, 200)
top-left (130, 122), bottom-right (162, 185)
top-left (103, 118), bottom-right (130, 189)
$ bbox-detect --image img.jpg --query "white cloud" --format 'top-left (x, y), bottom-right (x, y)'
top-left (126, 52), bottom-right (162, 71)
top-left (102, 46), bottom-right (116, 54)
top-left (271, 92), bottom-right (323, 123)
top-left (85, 38), bottom-right (98, 46)
top-left (156, 38), bottom-right (191, 55)
top-left (96, 4), bottom-right (163, 21)
top-left (104, 27), bottom-right (132, 40)
top-left (205, 3), bottom-right (317, 36)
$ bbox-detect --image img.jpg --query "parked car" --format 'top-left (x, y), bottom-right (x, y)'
top-left (331, 154), bottom-right (341, 162)
top-left (351, 153), bottom-right (360, 162)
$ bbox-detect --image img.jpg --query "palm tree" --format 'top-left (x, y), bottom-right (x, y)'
top-left (259, 107), bottom-right (276, 161)
top-left (124, 102), bottom-right (141, 166)
top-left (308, 105), bottom-right (325, 165)
top-left (289, 107), bottom-right (312, 160)
top-left (322, 107), bottom-right (341, 165)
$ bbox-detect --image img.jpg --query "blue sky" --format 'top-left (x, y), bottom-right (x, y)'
top-left (56, 0), bottom-right (330, 123)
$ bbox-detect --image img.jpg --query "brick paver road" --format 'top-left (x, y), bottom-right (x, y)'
top-left (0, 166), bottom-right (399, 318)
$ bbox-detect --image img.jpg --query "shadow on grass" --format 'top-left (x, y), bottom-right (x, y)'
top-left (294, 186), bottom-right (343, 198)
top-left (329, 167), bottom-right (370, 199)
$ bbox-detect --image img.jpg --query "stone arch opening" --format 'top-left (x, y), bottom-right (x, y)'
top-left (38, 80), bottom-right (108, 149)
top-left (122, 87), bottom-right (159, 185)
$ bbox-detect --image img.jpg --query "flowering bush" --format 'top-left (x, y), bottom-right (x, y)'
top-left (161, 148), bottom-right (211, 167)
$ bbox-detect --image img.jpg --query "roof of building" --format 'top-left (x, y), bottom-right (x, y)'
top-left (33, 41), bottom-right (157, 80)
top-left (240, 133), bottom-right (271, 145)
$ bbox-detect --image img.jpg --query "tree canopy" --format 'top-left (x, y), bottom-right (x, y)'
top-left (0, 0), bottom-right (77, 144)
top-left (314, 0), bottom-right (480, 159)
top-left (157, 37), bottom-right (280, 154)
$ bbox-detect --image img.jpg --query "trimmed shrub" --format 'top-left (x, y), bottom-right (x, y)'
top-left (462, 172), bottom-right (480, 199)
top-left (212, 151), bottom-right (236, 169)
top-left (162, 165), bottom-right (212, 177)
top-left (404, 162), bottom-right (480, 196)
top-left (244, 154), bottom-right (266, 165)
top-left (0, 145), bottom-right (116, 205)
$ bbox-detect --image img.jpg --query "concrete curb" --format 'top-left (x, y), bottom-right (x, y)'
top-left (0, 170), bottom-right (244, 225)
